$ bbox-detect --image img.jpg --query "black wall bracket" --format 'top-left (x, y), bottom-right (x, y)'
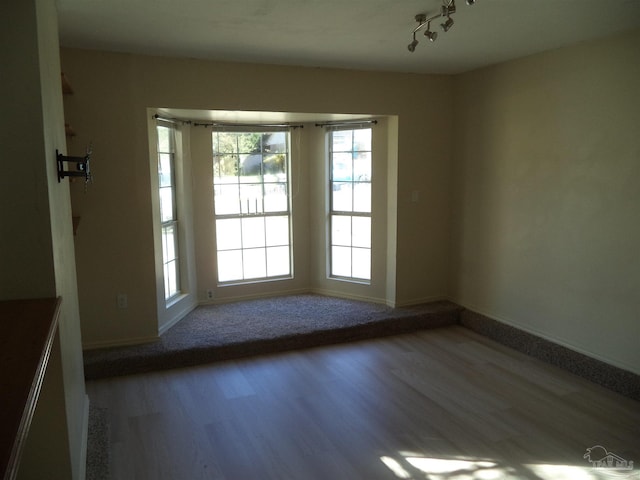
top-left (56, 148), bottom-right (92, 183)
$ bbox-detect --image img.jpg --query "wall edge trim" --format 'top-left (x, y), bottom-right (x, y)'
top-left (459, 307), bottom-right (640, 401)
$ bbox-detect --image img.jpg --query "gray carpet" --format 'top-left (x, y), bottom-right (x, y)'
top-left (86, 405), bottom-right (109, 480)
top-left (84, 294), bottom-right (462, 379)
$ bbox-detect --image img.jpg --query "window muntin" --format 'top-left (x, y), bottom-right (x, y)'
top-left (329, 127), bottom-right (372, 282)
top-left (213, 130), bottom-right (292, 284)
top-left (157, 124), bottom-right (180, 300)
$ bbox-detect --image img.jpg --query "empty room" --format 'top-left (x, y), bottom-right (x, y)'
top-left (2, 1), bottom-right (639, 479)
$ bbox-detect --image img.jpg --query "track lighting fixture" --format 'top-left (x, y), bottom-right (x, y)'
top-left (407, 0), bottom-right (476, 53)
top-left (441, 2), bottom-right (456, 16)
top-left (408, 33), bottom-right (419, 52)
top-left (424, 22), bottom-right (438, 42)
top-left (441, 16), bottom-right (454, 32)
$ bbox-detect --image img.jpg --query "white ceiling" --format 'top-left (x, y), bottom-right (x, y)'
top-left (57, 0), bottom-right (640, 74)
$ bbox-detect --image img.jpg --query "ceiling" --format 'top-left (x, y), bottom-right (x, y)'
top-left (56, 0), bottom-right (640, 74)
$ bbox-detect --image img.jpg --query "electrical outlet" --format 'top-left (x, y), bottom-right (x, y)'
top-left (207, 290), bottom-right (213, 300)
top-left (117, 293), bottom-right (128, 309)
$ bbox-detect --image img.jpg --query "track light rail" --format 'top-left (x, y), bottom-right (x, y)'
top-left (408, 0), bottom-right (477, 52)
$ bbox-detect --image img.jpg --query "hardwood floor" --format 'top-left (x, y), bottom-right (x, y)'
top-left (87, 326), bottom-right (640, 479)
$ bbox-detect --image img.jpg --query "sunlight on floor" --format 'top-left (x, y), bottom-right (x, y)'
top-left (380, 454), bottom-right (639, 480)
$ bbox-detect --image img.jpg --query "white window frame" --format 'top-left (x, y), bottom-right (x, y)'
top-left (328, 126), bottom-right (372, 283)
top-left (157, 122), bottom-right (181, 301)
top-left (212, 128), bottom-right (293, 285)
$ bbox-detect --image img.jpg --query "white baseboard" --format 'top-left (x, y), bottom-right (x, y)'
top-left (200, 288), bottom-right (448, 309)
top-left (82, 335), bottom-right (159, 351)
top-left (309, 287), bottom-right (387, 305)
top-left (201, 287), bottom-right (311, 305)
top-left (393, 294), bottom-right (449, 308)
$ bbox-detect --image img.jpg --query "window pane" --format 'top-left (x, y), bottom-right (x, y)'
top-left (242, 217), bottom-right (266, 248)
top-left (240, 184), bottom-right (264, 214)
top-left (236, 132), bottom-right (262, 154)
top-left (214, 184), bottom-right (241, 215)
top-left (157, 126), bottom-right (171, 152)
top-left (353, 151), bottom-right (371, 181)
top-left (164, 265), bottom-right (170, 299)
top-left (352, 247), bottom-right (371, 280)
top-left (352, 216), bottom-right (371, 248)
top-left (263, 154), bottom-right (286, 181)
top-left (332, 130), bottom-right (352, 152)
top-left (158, 153), bottom-right (173, 187)
top-left (266, 246), bottom-right (290, 276)
top-left (332, 182), bottom-right (353, 211)
top-left (264, 183), bottom-right (288, 213)
top-left (217, 250), bottom-right (243, 282)
top-left (161, 227), bottom-right (168, 262)
top-left (213, 132), bottom-right (239, 154)
top-left (353, 128), bottom-right (371, 152)
top-left (240, 153), bottom-right (262, 178)
top-left (265, 216), bottom-right (289, 246)
top-left (165, 260), bottom-right (179, 298)
top-left (162, 225), bottom-right (177, 262)
top-left (159, 187), bottom-right (174, 222)
top-left (331, 215), bottom-right (351, 246)
top-left (264, 132), bottom-right (287, 154)
top-left (332, 152), bottom-right (352, 181)
top-left (213, 154), bottom-right (238, 183)
top-left (216, 218), bottom-right (242, 250)
top-left (353, 183), bottom-right (371, 213)
top-left (243, 248), bottom-right (266, 279)
top-left (332, 246), bottom-right (351, 277)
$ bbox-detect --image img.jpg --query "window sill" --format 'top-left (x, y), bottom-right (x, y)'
top-left (165, 293), bottom-right (188, 309)
top-left (218, 275), bottom-right (294, 288)
top-left (328, 276), bottom-right (371, 286)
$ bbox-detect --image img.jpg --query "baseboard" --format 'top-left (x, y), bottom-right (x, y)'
top-left (457, 301), bottom-right (638, 373)
top-left (78, 394), bottom-right (90, 480)
top-left (201, 287), bottom-right (311, 305)
top-left (200, 288), bottom-right (445, 309)
top-left (309, 288), bottom-right (388, 305)
top-left (459, 308), bottom-right (640, 401)
top-left (82, 335), bottom-right (159, 351)
top-left (394, 294), bottom-right (450, 308)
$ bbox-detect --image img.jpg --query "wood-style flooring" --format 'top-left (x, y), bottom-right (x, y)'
top-left (87, 326), bottom-right (640, 479)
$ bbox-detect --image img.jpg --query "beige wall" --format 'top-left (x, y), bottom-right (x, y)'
top-left (451, 29), bottom-right (640, 374)
top-left (1, 0), bottom-right (88, 478)
top-left (1, 0), bottom-right (55, 299)
top-left (62, 28), bottom-right (639, 375)
top-left (61, 48), bottom-right (454, 347)
top-left (37, 0), bottom-right (89, 476)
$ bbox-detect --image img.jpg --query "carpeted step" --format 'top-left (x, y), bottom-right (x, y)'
top-left (84, 296), bottom-right (462, 380)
